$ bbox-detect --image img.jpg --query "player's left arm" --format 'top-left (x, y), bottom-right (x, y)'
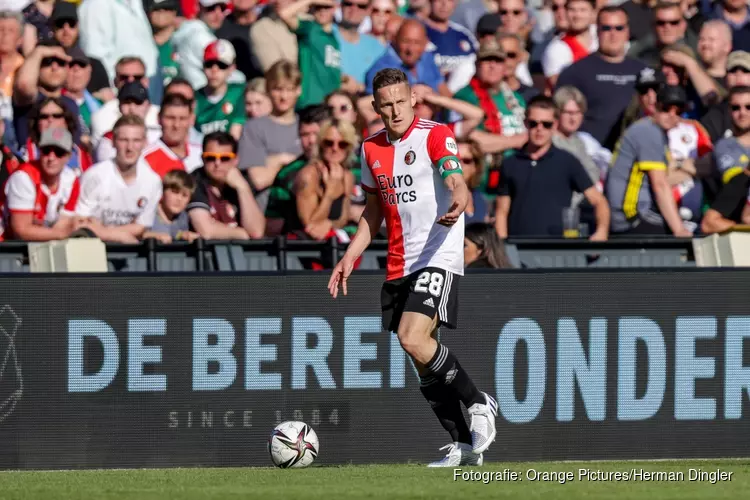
top-left (427, 125), bottom-right (469, 226)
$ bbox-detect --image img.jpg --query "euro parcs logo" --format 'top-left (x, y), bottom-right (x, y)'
top-left (0, 305), bottom-right (22, 424)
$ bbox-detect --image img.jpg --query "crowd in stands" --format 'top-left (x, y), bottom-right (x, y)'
top-left (0, 0), bottom-right (749, 269)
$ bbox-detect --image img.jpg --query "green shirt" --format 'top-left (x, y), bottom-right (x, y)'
top-left (266, 156), bottom-right (308, 219)
top-left (295, 20), bottom-right (341, 110)
top-left (157, 39), bottom-right (180, 87)
top-left (453, 85), bottom-right (527, 136)
top-left (194, 83), bottom-right (246, 135)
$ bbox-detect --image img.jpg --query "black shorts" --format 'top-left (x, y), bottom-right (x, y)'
top-left (380, 267), bottom-right (460, 332)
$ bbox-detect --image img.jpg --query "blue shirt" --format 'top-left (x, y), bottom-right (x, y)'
top-left (365, 46), bottom-right (444, 94)
top-left (334, 26), bottom-right (386, 85)
top-left (424, 22), bottom-right (477, 78)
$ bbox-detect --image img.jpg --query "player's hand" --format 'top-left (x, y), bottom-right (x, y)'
top-left (437, 185), bottom-right (469, 226)
top-left (328, 256), bottom-right (355, 298)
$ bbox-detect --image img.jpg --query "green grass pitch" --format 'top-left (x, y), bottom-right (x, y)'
top-left (1, 460), bottom-right (749, 500)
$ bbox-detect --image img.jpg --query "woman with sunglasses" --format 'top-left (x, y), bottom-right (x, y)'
top-left (24, 96), bottom-right (92, 176)
top-left (287, 119), bottom-right (357, 240)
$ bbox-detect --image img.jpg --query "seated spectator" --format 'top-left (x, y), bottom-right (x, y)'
top-left (0, 127), bottom-right (83, 241)
top-left (187, 131), bottom-right (266, 240)
top-left (464, 222), bottom-right (513, 269)
top-left (245, 77), bottom-right (272, 119)
top-left (25, 96), bottom-right (92, 175)
top-left (95, 82), bottom-right (162, 162)
top-left (457, 140), bottom-right (489, 224)
top-left (142, 94), bottom-right (203, 178)
top-left (0, 118), bottom-right (21, 188)
top-left (48, 1), bottom-right (111, 101)
top-left (62, 47), bottom-right (100, 136)
top-left (143, 169), bottom-right (200, 243)
top-left (239, 60), bottom-right (303, 208)
top-left (552, 86), bottom-right (601, 188)
top-left (75, 115), bottom-right (162, 243)
top-left (700, 168), bottom-right (750, 234)
top-left (494, 95), bottom-right (610, 239)
top-left (280, 0), bottom-right (342, 110)
top-left (606, 85), bottom-right (693, 237)
top-left (195, 39), bottom-right (246, 140)
top-left (163, 77), bottom-right (205, 145)
top-left (288, 119), bottom-right (357, 240)
top-left (0, 11), bottom-right (24, 122)
top-left (90, 57), bottom-right (160, 147)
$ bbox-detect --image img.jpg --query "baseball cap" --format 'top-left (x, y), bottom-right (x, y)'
top-left (199, 0), bottom-right (227, 6)
top-left (149, 0), bottom-right (180, 10)
top-left (66, 46), bottom-right (89, 65)
top-left (476, 15), bottom-right (501, 38)
top-left (204, 39), bottom-right (236, 65)
top-left (118, 81), bottom-right (149, 104)
top-left (39, 127), bottom-right (73, 153)
top-left (656, 85), bottom-right (688, 108)
top-left (727, 51), bottom-right (750, 72)
top-left (635, 67), bottom-right (665, 91)
top-left (50, 1), bottom-right (78, 24)
top-left (476, 39), bottom-right (505, 61)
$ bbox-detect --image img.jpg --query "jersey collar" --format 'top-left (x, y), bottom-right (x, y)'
top-left (387, 116), bottom-right (419, 145)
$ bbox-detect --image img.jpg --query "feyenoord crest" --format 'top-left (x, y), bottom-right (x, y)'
top-left (444, 159), bottom-right (460, 171)
top-left (222, 102), bottom-right (234, 115)
top-left (404, 150), bottom-right (416, 165)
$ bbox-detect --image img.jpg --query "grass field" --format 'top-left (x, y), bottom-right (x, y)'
top-left (1, 460), bottom-right (749, 500)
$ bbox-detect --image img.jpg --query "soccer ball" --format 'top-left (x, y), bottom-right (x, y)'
top-left (268, 421), bottom-right (319, 468)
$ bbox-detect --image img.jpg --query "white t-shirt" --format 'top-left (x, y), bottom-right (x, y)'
top-left (75, 159), bottom-right (162, 228)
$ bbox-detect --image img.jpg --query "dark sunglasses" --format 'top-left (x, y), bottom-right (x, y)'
top-left (504, 52), bottom-right (518, 59)
top-left (54, 19), bottom-right (77, 30)
top-left (551, 4), bottom-right (565, 11)
top-left (116, 73), bottom-right (145, 83)
top-left (731, 104), bottom-right (750, 112)
top-left (527, 119), bottom-right (554, 129)
top-left (600, 24), bottom-right (626, 32)
top-left (202, 152), bottom-right (236, 162)
top-left (656, 19), bottom-right (681, 27)
top-left (41, 57), bottom-right (68, 68)
top-left (39, 112), bottom-right (64, 120)
top-left (70, 60), bottom-right (89, 69)
top-left (481, 56), bottom-right (505, 63)
top-left (322, 139), bottom-right (349, 149)
top-left (658, 103), bottom-right (684, 114)
top-left (328, 104), bottom-right (352, 114)
top-left (342, 0), bottom-right (369, 9)
top-left (460, 157), bottom-right (475, 165)
top-left (204, 61), bottom-right (230, 70)
top-left (40, 146), bottom-right (68, 158)
top-left (372, 7), bottom-right (393, 14)
top-left (500, 9), bottom-right (523, 15)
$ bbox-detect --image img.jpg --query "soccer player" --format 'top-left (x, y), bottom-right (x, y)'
top-left (328, 68), bottom-right (498, 467)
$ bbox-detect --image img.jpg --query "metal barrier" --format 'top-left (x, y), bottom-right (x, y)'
top-left (0, 236), bottom-right (697, 272)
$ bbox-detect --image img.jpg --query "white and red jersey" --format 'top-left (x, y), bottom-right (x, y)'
top-left (360, 118), bottom-right (464, 280)
top-left (75, 159), bottom-right (162, 228)
top-left (667, 119), bottom-right (713, 161)
top-left (0, 162), bottom-right (80, 240)
top-left (142, 139), bottom-right (203, 178)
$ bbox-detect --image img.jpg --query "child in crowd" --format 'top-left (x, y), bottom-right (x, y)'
top-left (144, 169), bottom-right (200, 243)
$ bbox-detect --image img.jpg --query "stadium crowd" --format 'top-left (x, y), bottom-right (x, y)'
top-left (0, 0), bottom-right (748, 268)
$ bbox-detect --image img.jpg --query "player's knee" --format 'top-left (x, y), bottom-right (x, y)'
top-left (397, 327), bottom-right (430, 357)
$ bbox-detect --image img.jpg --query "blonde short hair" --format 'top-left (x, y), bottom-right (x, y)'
top-left (246, 77), bottom-right (267, 95)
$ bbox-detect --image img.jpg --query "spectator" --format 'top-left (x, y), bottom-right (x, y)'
top-left (63, 47), bottom-right (100, 135)
top-left (659, 42), bottom-right (722, 118)
top-left (280, 0), bottom-right (342, 110)
top-left (148, 0), bottom-right (182, 89)
top-left (336, 0), bottom-right (386, 91)
top-left (244, 77), bottom-right (272, 119)
top-left (702, 50), bottom-right (750, 142)
top-left (289, 118), bottom-right (356, 239)
top-left (542, 0), bottom-right (598, 89)
top-left (78, 0), bottom-right (159, 86)
top-left (265, 103), bottom-right (330, 235)
top-left (414, 88), bottom-right (486, 140)
top-left (142, 169), bottom-right (200, 243)
top-left (423, 0), bottom-right (477, 81)
top-left (552, 86), bottom-right (601, 188)
top-left (12, 40), bottom-right (82, 148)
top-left (628, 1), bottom-right (697, 69)
top-left (0, 118), bottom-right (21, 188)
top-left (0, 127), bottom-right (82, 241)
top-left (142, 94), bottom-right (203, 178)
top-left (463, 221), bottom-right (513, 268)
top-left (194, 39), bottom-right (245, 140)
top-left (454, 39), bottom-right (527, 155)
top-left (530, 0), bottom-right (569, 70)
top-left (187, 131), bottom-right (266, 239)
top-left (457, 140), bottom-right (488, 224)
top-left (475, 0), bottom-right (533, 87)
top-left (450, 0), bottom-right (490, 35)
top-left (249, 0), bottom-right (298, 72)
top-left (95, 82), bottom-right (162, 162)
top-left (0, 11), bottom-right (25, 121)
top-left (75, 115), bottom-right (162, 243)
top-left (622, 0), bottom-right (656, 42)
top-left (238, 60), bottom-right (303, 208)
top-left (367, 0), bottom-right (396, 45)
top-left (404, 0), bottom-right (430, 20)
top-left (498, 32), bottom-right (539, 103)
top-left (606, 85), bottom-right (693, 237)
top-left (21, 0), bottom-right (54, 54)
top-left (494, 95), bottom-right (610, 239)
top-left (215, 0), bottom-right (263, 81)
top-left (25, 95), bottom-right (91, 174)
top-left (325, 90), bottom-right (359, 126)
top-left (621, 66), bottom-right (666, 135)
top-left (697, 20), bottom-right (733, 89)
top-left (90, 57), bottom-right (160, 147)
top-left (49, 1), bottom-right (111, 100)
top-left (700, 166), bottom-right (750, 233)
top-left (557, 6), bottom-right (645, 150)
top-left (713, 86), bottom-right (750, 187)
top-left (709, 0), bottom-right (750, 53)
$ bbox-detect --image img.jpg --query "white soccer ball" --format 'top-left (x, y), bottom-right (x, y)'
top-left (268, 421), bottom-right (319, 468)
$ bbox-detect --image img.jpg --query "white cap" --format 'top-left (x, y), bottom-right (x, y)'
top-left (199, 0), bottom-right (227, 7)
top-left (203, 39), bottom-right (236, 65)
